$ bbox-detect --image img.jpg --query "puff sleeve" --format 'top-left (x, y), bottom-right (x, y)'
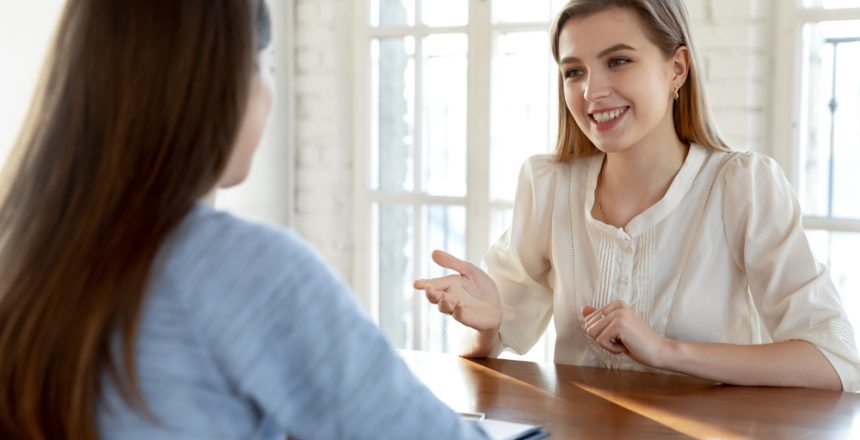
top-left (484, 155), bottom-right (558, 355)
top-left (722, 152), bottom-right (860, 392)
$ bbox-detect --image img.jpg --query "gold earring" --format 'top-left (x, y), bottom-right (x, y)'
top-left (674, 86), bottom-right (680, 101)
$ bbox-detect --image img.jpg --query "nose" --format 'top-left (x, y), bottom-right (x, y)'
top-left (583, 72), bottom-right (610, 102)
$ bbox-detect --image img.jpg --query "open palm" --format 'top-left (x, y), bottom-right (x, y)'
top-left (413, 250), bottom-right (502, 333)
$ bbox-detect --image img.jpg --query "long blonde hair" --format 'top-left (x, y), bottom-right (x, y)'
top-left (549, 0), bottom-right (729, 161)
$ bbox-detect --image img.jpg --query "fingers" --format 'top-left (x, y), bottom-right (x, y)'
top-left (424, 286), bottom-right (443, 304)
top-left (431, 250), bottom-right (475, 276)
top-left (413, 274), bottom-right (462, 291)
top-left (583, 303), bottom-right (629, 355)
top-left (584, 309), bottom-right (613, 339)
top-left (582, 301), bottom-right (625, 323)
top-left (437, 295), bottom-right (459, 316)
top-left (583, 306), bottom-right (610, 329)
top-left (594, 318), bottom-right (626, 354)
top-left (598, 337), bottom-right (626, 354)
top-left (420, 285), bottom-right (465, 321)
top-left (581, 305), bottom-right (597, 318)
top-left (414, 250), bottom-right (475, 293)
top-left (423, 286), bottom-right (460, 318)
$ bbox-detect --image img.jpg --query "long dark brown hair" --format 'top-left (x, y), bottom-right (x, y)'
top-left (0, 1), bottom-right (271, 438)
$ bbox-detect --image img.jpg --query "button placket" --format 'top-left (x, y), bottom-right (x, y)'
top-left (617, 236), bottom-right (635, 301)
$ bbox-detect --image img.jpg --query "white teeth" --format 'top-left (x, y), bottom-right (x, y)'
top-left (592, 108), bottom-right (624, 123)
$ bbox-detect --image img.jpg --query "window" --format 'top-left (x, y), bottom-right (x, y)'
top-left (353, 0), bottom-right (565, 361)
top-left (772, 0), bottom-right (860, 343)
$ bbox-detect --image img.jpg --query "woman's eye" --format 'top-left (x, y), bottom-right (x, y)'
top-left (608, 57), bottom-right (630, 67)
top-left (564, 68), bottom-right (583, 79)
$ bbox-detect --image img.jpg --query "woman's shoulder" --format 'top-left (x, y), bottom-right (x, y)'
top-left (708, 147), bottom-right (788, 188)
top-left (520, 153), bottom-right (598, 183)
top-left (521, 153), bottom-right (561, 173)
top-left (157, 204), bottom-right (336, 297)
top-left (700, 147), bottom-right (798, 217)
top-left (176, 204), bottom-right (312, 261)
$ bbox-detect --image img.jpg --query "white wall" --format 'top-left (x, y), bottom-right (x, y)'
top-left (0, 1), bottom-right (297, 229)
top-left (0, 1), bottom-right (66, 162)
top-left (291, 0), bottom-right (356, 282)
top-left (217, 0), bottom-right (297, 227)
top-left (686, 0), bottom-right (773, 154)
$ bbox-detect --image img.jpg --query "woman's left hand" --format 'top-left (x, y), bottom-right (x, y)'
top-left (581, 300), bottom-right (671, 368)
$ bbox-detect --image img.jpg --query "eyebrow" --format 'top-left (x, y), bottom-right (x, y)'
top-left (559, 43), bottom-right (636, 64)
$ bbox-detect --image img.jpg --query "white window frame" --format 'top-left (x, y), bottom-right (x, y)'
top-left (771, 0), bottom-right (860, 235)
top-left (351, 0), bottom-right (556, 358)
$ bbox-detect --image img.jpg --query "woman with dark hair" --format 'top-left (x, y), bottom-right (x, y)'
top-left (0, 1), bottom-right (487, 438)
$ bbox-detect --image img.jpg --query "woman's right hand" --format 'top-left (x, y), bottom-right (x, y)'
top-left (413, 250), bottom-right (502, 333)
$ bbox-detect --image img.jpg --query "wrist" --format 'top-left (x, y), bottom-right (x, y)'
top-left (655, 338), bottom-right (683, 370)
top-left (465, 328), bottom-right (501, 358)
top-left (476, 310), bottom-right (502, 347)
top-left (479, 327), bottom-right (501, 351)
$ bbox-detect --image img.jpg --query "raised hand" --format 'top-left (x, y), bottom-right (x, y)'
top-left (582, 300), bottom-right (670, 368)
top-left (413, 250), bottom-right (502, 333)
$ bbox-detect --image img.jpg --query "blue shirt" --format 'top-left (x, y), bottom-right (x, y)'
top-left (97, 204), bottom-right (487, 439)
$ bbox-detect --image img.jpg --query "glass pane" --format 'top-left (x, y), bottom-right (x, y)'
top-left (371, 37), bottom-right (415, 192)
top-left (377, 203), bottom-right (415, 349)
top-left (803, 0), bottom-right (860, 8)
top-left (493, 0), bottom-right (552, 23)
top-left (422, 0), bottom-right (467, 26)
top-left (806, 230), bottom-right (860, 346)
top-left (799, 21), bottom-right (860, 219)
top-left (422, 205), bottom-right (467, 352)
top-left (370, 0), bottom-right (415, 27)
top-left (422, 34), bottom-right (468, 196)
top-left (490, 31), bottom-right (556, 202)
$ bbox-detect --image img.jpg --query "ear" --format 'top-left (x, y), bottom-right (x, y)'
top-left (671, 45), bottom-right (690, 89)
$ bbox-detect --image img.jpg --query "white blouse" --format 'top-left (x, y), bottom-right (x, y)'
top-left (485, 144), bottom-right (860, 392)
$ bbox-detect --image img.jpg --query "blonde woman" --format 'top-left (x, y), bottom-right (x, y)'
top-left (415, 0), bottom-right (859, 392)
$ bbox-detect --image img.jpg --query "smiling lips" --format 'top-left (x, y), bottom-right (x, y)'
top-left (588, 106), bottom-right (629, 131)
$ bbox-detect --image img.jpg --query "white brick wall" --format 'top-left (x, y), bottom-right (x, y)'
top-left (293, 0), bottom-right (354, 281)
top-left (292, 0), bottom-right (776, 283)
top-left (688, 0), bottom-right (773, 153)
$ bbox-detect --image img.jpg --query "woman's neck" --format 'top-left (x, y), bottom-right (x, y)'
top-left (602, 137), bottom-right (688, 191)
top-left (595, 136), bottom-right (689, 228)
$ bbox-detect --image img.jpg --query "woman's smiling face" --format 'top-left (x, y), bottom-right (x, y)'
top-left (557, 7), bottom-right (685, 155)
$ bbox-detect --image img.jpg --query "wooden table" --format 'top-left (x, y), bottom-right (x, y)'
top-left (400, 350), bottom-right (860, 439)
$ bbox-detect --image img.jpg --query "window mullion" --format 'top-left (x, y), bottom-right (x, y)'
top-left (411, 17), bottom-right (425, 351)
top-left (798, 8), bottom-right (860, 23)
top-left (352, 0), bottom-right (375, 319)
top-left (466, 0), bottom-right (492, 264)
top-left (769, 2), bottom-right (802, 187)
top-left (803, 216), bottom-right (860, 233)
top-left (368, 25), bottom-right (468, 38)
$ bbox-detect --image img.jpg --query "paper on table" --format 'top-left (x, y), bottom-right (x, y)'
top-left (466, 418), bottom-right (549, 440)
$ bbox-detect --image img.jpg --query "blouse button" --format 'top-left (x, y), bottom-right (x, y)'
top-left (624, 246), bottom-right (634, 255)
top-left (620, 275), bottom-right (630, 285)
